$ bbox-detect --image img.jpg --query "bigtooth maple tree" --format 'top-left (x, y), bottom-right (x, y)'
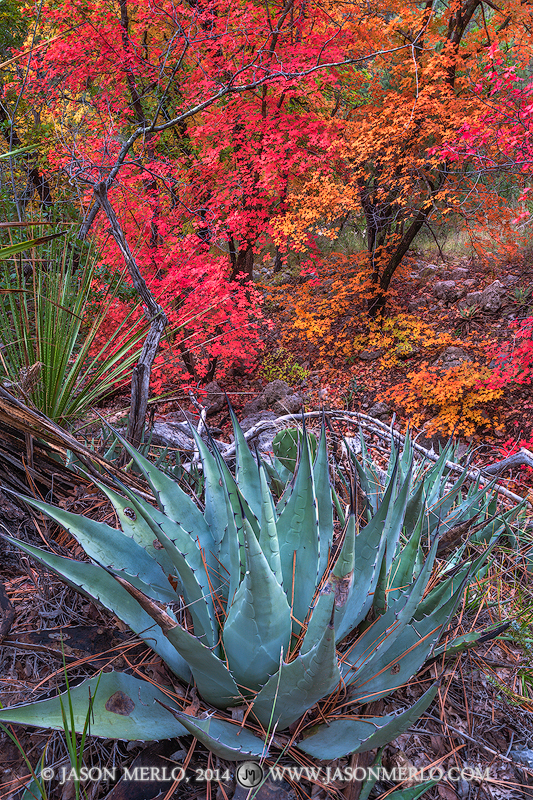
top-left (1, 0), bottom-right (385, 438)
top-left (274, 0), bottom-right (533, 320)
top-left (443, 47), bottom-right (533, 395)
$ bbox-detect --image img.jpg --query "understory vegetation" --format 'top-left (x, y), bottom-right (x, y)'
top-left (1, 0), bottom-right (533, 798)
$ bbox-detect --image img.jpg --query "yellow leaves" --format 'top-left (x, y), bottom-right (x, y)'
top-left (388, 361), bottom-right (503, 437)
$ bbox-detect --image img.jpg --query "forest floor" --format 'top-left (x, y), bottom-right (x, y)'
top-left (2, 252), bottom-right (533, 800)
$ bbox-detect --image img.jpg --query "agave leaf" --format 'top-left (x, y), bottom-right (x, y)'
top-left (402, 480), bottom-right (427, 540)
top-left (260, 458), bottom-right (288, 497)
top-left (373, 550), bottom-right (389, 618)
top-left (332, 485), bottom-right (346, 526)
top-left (108, 425), bottom-right (212, 551)
top-left (350, 445), bottom-right (376, 518)
top-left (209, 434), bottom-right (260, 536)
top-left (388, 783), bottom-right (439, 800)
top-left (334, 512), bottom-right (388, 642)
top-left (0, 535), bottom-right (192, 682)
top-left (431, 630), bottom-right (482, 659)
top-left (0, 672), bottom-right (188, 740)
top-left (388, 509), bottom-right (425, 603)
top-left (276, 425), bottom-right (320, 634)
top-left (414, 539), bottom-right (497, 621)
top-left (381, 465), bottom-right (413, 580)
top-left (228, 403), bottom-right (263, 519)
top-left (301, 590), bottom-right (335, 656)
top-left (314, 422), bottom-right (334, 581)
top-left (302, 514), bottom-right (356, 655)
top-left (428, 471), bottom-right (496, 542)
top-left (112, 577), bottom-right (240, 709)
top-left (190, 428), bottom-right (234, 545)
top-left (342, 537), bottom-right (440, 686)
top-left (12, 492), bottom-right (180, 604)
top-left (91, 480), bottom-right (178, 579)
top-left (357, 748), bottom-right (384, 800)
top-left (258, 463), bottom-right (282, 582)
top-left (252, 615), bottom-right (340, 730)
top-left (157, 704), bottom-right (266, 760)
top-left (297, 683), bottom-right (438, 758)
top-left (223, 524), bottom-right (292, 692)
top-left (345, 581), bottom-right (466, 703)
top-left (410, 441), bottom-right (454, 514)
top-left (470, 505), bottom-right (523, 546)
top-left (217, 469), bottom-right (245, 604)
top-left (105, 481), bottom-right (217, 647)
top-left (332, 513), bottom-right (356, 583)
top-left (272, 456), bottom-right (294, 499)
top-left (398, 429), bottom-right (413, 480)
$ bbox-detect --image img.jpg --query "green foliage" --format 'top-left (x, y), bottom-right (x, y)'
top-left (0, 0), bottom-right (26, 56)
top-left (272, 427), bottom-right (317, 472)
top-left (0, 226), bottom-right (147, 423)
top-left (259, 346), bottom-right (308, 384)
top-left (0, 417), bottom-right (516, 762)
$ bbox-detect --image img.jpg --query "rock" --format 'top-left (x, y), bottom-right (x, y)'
top-left (203, 381), bottom-right (225, 416)
top-left (262, 379), bottom-right (291, 405)
top-left (450, 267), bottom-right (469, 280)
top-left (479, 279), bottom-right (506, 312)
top-left (419, 265), bottom-right (437, 279)
top-left (367, 401), bottom-right (392, 420)
top-left (510, 749), bottom-right (533, 769)
top-left (358, 349), bottom-right (383, 361)
top-left (459, 290), bottom-right (482, 310)
top-left (407, 297), bottom-right (427, 312)
top-left (242, 379), bottom-right (292, 416)
top-left (434, 280), bottom-right (461, 303)
top-left (239, 411), bottom-right (279, 453)
top-left (416, 428), bottom-right (451, 453)
top-left (272, 392), bottom-right (303, 415)
top-left (164, 409), bottom-right (201, 428)
top-left (463, 278), bottom-right (477, 289)
top-left (434, 346), bottom-right (472, 369)
top-left (148, 422), bottom-right (197, 450)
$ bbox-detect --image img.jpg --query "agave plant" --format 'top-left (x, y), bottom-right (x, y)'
top-left (0, 414), bottom-right (519, 762)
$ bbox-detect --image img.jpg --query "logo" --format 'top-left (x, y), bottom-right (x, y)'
top-left (235, 761), bottom-right (264, 789)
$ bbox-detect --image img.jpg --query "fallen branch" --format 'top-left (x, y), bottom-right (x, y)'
top-left (217, 410), bottom-right (530, 506)
top-left (482, 447), bottom-right (533, 475)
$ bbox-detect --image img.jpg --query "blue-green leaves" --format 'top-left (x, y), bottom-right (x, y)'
top-left (0, 413), bottom-right (509, 762)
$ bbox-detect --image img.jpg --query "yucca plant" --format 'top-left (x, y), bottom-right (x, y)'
top-left (0, 226), bottom-right (148, 423)
top-left (0, 414), bottom-right (520, 762)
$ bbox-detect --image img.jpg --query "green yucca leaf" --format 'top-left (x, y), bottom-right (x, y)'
top-left (0, 232), bottom-right (65, 259)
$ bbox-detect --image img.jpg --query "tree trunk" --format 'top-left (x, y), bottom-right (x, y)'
top-left (230, 240), bottom-right (254, 282)
top-left (94, 183), bottom-right (167, 447)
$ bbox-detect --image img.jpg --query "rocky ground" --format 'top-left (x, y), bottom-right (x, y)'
top-left (2, 254), bottom-right (533, 800)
